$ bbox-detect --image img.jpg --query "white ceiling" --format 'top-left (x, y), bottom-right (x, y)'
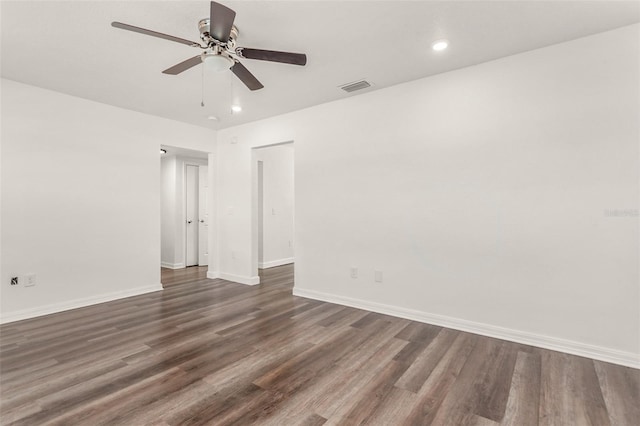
top-left (2, 1), bottom-right (639, 130)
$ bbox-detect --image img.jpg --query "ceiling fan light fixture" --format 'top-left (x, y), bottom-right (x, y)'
top-left (201, 52), bottom-right (234, 72)
top-left (431, 39), bottom-right (449, 52)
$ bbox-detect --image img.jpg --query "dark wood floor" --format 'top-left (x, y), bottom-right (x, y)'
top-left (1, 265), bottom-right (638, 425)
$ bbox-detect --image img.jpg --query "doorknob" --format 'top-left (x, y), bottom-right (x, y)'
top-left (187, 220), bottom-right (192, 224)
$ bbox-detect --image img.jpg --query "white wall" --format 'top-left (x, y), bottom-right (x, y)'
top-left (216, 25), bottom-right (640, 366)
top-left (0, 79), bottom-right (216, 322)
top-left (255, 144), bottom-right (294, 269)
top-left (213, 121), bottom-right (295, 285)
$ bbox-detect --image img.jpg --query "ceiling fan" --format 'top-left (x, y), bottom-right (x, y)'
top-left (111, 1), bottom-right (307, 91)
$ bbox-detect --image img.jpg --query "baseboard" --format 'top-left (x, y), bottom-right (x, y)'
top-left (218, 273), bottom-right (260, 286)
top-left (292, 287), bottom-right (639, 369)
top-left (206, 271), bottom-right (220, 279)
top-left (259, 258), bottom-right (294, 269)
top-left (161, 262), bottom-right (185, 269)
top-left (0, 284), bottom-right (164, 324)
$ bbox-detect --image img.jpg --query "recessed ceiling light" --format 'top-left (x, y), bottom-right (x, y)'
top-left (160, 149), bottom-right (167, 154)
top-left (431, 39), bottom-right (449, 52)
top-left (231, 105), bottom-right (242, 113)
top-left (207, 115), bottom-right (218, 121)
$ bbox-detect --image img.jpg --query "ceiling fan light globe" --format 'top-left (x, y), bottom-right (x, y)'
top-left (201, 53), bottom-right (234, 72)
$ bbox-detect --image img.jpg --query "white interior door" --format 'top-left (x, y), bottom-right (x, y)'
top-left (198, 165), bottom-right (209, 266)
top-left (185, 165), bottom-right (199, 267)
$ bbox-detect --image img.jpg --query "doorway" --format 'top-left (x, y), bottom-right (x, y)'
top-left (160, 145), bottom-right (210, 284)
top-left (252, 142), bottom-right (295, 279)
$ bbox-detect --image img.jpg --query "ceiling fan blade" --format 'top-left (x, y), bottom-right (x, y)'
top-left (162, 56), bottom-right (202, 75)
top-left (111, 22), bottom-right (200, 47)
top-left (237, 48), bottom-right (307, 66)
top-left (210, 1), bottom-right (236, 43)
top-left (231, 62), bottom-right (264, 91)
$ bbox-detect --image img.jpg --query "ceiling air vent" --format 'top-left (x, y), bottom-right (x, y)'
top-left (339, 79), bottom-right (372, 93)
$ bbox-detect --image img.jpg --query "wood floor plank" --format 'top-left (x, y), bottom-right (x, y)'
top-left (424, 335), bottom-right (500, 425)
top-left (501, 350), bottom-right (541, 426)
top-left (334, 359), bottom-right (411, 425)
top-left (168, 382), bottom-right (266, 426)
top-left (264, 323), bottom-right (409, 423)
top-left (395, 321), bottom-right (443, 344)
top-left (470, 414), bottom-right (501, 425)
top-left (473, 340), bottom-right (519, 421)
top-left (312, 337), bottom-right (409, 419)
top-left (539, 350), bottom-right (612, 426)
top-left (296, 413), bottom-right (327, 426)
top-left (1, 358), bottom-right (129, 414)
top-left (304, 309), bottom-right (370, 345)
top-left (395, 328), bottom-right (459, 393)
top-left (364, 386), bottom-right (418, 426)
top-left (569, 356), bottom-right (611, 426)
top-left (594, 360), bottom-right (640, 425)
top-left (0, 264), bottom-right (637, 425)
top-left (403, 332), bottom-right (478, 425)
top-left (45, 367), bottom-right (192, 426)
top-left (0, 400), bottom-right (42, 425)
top-left (539, 350), bottom-right (573, 425)
top-left (316, 306), bottom-right (361, 327)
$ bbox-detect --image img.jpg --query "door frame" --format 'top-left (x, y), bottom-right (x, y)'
top-left (250, 140), bottom-right (294, 281)
top-left (257, 160), bottom-right (264, 267)
top-left (160, 146), bottom-right (217, 285)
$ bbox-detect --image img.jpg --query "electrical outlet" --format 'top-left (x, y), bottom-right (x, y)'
top-left (25, 273), bottom-right (36, 287)
top-left (10, 277), bottom-right (18, 286)
top-left (374, 270), bottom-right (383, 283)
top-left (350, 267), bottom-right (358, 279)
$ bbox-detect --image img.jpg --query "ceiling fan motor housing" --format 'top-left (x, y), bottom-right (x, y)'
top-left (198, 18), bottom-right (238, 47)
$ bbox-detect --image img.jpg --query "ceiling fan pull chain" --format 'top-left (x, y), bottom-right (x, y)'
top-left (229, 71), bottom-right (234, 114)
